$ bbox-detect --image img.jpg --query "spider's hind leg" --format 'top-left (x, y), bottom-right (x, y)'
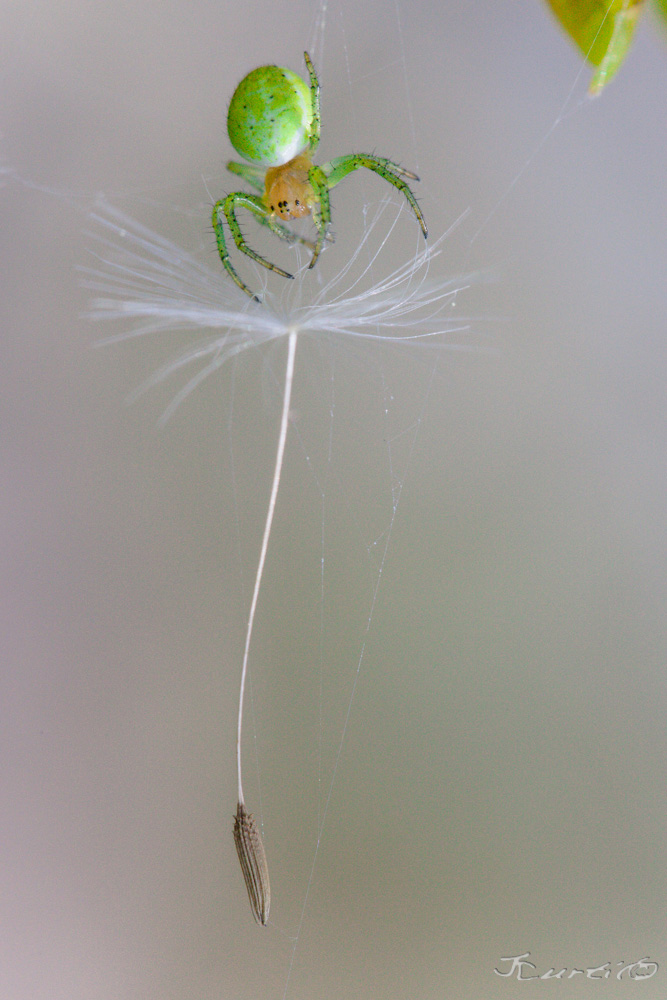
top-left (226, 160), bottom-right (266, 194)
top-left (303, 51), bottom-right (321, 154)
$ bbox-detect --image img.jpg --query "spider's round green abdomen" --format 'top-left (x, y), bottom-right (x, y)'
top-left (227, 65), bottom-right (312, 167)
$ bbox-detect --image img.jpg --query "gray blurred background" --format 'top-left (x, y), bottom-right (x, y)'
top-left (2, 1), bottom-right (667, 998)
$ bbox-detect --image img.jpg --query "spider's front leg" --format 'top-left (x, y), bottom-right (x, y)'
top-left (306, 165), bottom-right (332, 270)
top-left (323, 154), bottom-right (428, 239)
top-left (212, 192), bottom-right (294, 301)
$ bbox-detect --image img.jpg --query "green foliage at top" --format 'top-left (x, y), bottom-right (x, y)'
top-left (544, 0), bottom-right (644, 93)
top-left (653, 0), bottom-right (667, 27)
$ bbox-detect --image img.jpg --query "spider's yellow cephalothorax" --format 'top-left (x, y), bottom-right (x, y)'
top-left (213, 52), bottom-right (427, 301)
top-left (264, 152), bottom-right (315, 221)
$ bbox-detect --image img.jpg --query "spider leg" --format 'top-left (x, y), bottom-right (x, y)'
top-left (226, 160), bottom-right (266, 194)
top-left (303, 51), bottom-right (321, 154)
top-left (306, 164), bottom-right (332, 269)
top-left (322, 154), bottom-right (428, 238)
top-left (258, 213), bottom-right (321, 252)
top-left (212, 192), bottom-right (294, 301)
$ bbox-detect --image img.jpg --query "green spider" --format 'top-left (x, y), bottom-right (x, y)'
top-left (212, 51), bottom-right (428, 301)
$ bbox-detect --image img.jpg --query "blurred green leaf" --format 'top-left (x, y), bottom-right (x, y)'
top-left (653, 0), bottom-right (667, 28)
top-left (544, 0), bottom-right (644, 93)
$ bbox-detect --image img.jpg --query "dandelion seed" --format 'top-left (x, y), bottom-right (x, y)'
top-left (82, 195), bottom-right (478, 925)
top-left (82, 199), bottom-right (475, 427)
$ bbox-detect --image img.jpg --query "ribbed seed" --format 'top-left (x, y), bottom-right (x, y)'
top-left (233, 801), bottom-right (270, 926)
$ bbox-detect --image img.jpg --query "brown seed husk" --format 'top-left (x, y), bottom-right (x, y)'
top-left (233, 801), bottom-right (270, 926)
